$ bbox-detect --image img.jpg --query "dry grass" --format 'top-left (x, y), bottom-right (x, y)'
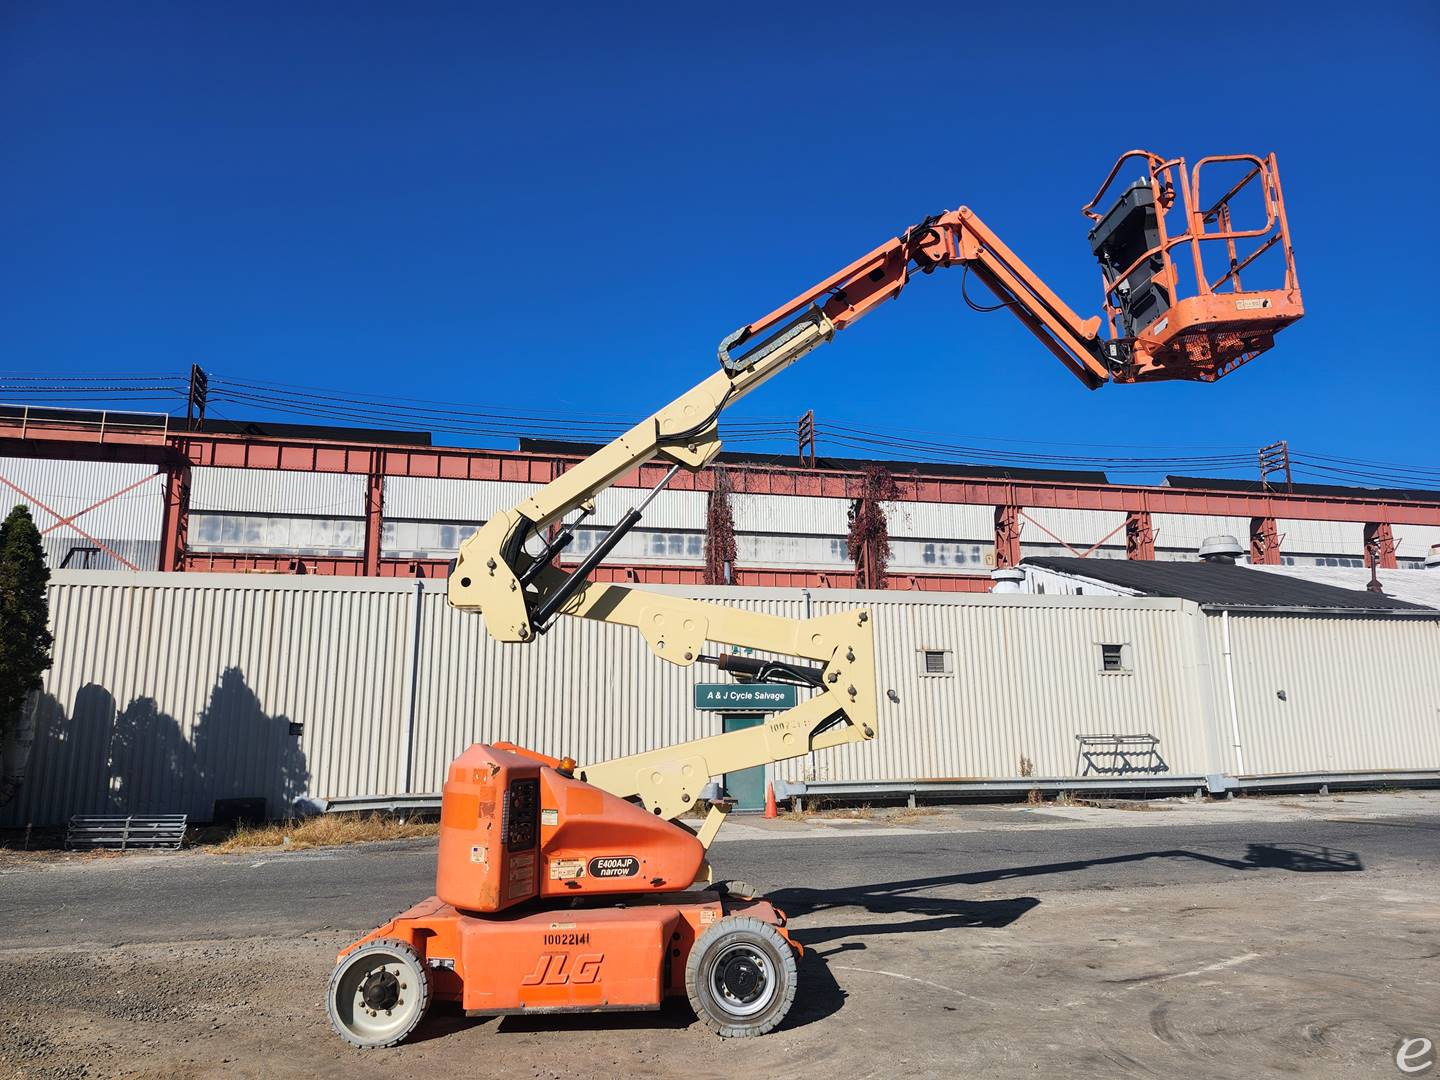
top-left (207, 813), bottom-right (438, 853)
top-left (1071, 797), bottom-right (1164, 812)
top-left (784, 803), bottom-right (939, 824)
top-left (888, 805), bottom-right (940, 824)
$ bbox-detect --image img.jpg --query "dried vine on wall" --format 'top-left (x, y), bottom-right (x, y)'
top-left (703, 466), bottom-right (738, 585)
top-left (848, 465), bottom-right (898, 589)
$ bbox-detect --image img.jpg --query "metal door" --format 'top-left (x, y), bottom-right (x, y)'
top-left (721, 714), bottom-right (766, 811)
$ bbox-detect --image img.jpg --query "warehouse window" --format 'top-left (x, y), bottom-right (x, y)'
top-left (919, 648), bottom-right (952, 676)
top-left (190, 513), bottom-right (364, 557)
top-left (1098, 643), bottom-right (1131, 673)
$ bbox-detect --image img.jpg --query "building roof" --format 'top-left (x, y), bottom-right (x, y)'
top-left (1253, 564), bottom-right (1440, 610)
top-left (0, 405), bottom-right (433, 447)
top-left (520, 438), bottom-right (1110, 485)
top-left (1165, 474), bottom-right (1440, 505)
top-left (1022, 556), bottom-right (1434, 612)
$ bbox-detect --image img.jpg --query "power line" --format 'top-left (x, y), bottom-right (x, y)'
top-left (4, 367), bottom-right (1436, 490)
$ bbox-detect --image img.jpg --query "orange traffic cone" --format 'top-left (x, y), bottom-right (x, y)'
top-left (764, 782), bottom-right (778, 819)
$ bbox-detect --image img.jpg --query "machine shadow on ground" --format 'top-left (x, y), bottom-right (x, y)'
top-left (767, 842), bottom-right (1365, 913)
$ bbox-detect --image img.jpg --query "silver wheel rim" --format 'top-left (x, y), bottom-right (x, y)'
top-left (708, 941), bottom-right (776, 1019)
top-left (331, 948), bottom-right (423, 1045)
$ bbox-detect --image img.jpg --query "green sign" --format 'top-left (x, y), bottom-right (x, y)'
top-left (694, 683), bottom-right (798, 712)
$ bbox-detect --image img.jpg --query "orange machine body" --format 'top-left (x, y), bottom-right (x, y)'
top-left (340, 893), bottom-right (797, 1015)
top-left (435, 742), bottom-right (707, 914)
top-left (340, 741), bottom-right (797, 1018)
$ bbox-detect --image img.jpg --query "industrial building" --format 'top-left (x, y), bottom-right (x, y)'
top-left (3, 407), bottom-right (1440, 588)
top-left (5, 405), bottom-right (1440, 827)
top-left (5, 563), bottom-right (1437, 827)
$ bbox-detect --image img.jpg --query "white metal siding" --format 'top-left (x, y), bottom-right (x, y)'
top-left (881, 500), bottom-right (993, 540)
top-left (765, 594), bottom-right (1211, 786)
top-left (0, 456), bottom-right (163, 544)
top-left (1021, 508), bottom-right (1128, 549)
top-left (191, 467), bottom-right (365, 516)
top-left (1206, 613), bottom-right (1440, 775)
top-left (1393, 524), bottom-right (1440, 562)
top-left (1278, 518), bottom-right (1366, 557)
top-left (383, 476), bottom-right (540, 521)
top-left (10, 574), bottom-right (1438, 824)
top-left (731, 493), bottom-right (850, 534)
top-left (3, 575), bottom-right (412, 825)
top-left (1152, 513), bottom-right (1251, 553)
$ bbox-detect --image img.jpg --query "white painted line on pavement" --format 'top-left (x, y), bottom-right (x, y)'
top-left (833, 964), bottom-right (999, 1007)
top-left (1131, 951), bottom-right (1263, 988)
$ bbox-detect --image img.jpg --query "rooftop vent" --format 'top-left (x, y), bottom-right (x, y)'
top-left (1426, 544), bottom-right (1440, 570)
top-left (991, 567), bottom-right (1025, 594)
top-left (1199, 534), bottom-right (1244, 564)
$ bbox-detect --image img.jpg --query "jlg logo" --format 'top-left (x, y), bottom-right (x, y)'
top-left (520, 952), bottom-right (604, 986)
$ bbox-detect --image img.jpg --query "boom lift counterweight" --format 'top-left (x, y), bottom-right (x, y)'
top-left (327, 149), bottom-right (1303, 1047)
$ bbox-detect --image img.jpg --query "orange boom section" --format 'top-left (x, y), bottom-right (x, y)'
top-left (720, 148), bottom-right (1301, 390)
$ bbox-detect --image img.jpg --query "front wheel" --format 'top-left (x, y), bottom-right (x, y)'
top-left (326, 938), bottom-right (431, 1048)
top-left (685, 915), bottom-right (797, 1037)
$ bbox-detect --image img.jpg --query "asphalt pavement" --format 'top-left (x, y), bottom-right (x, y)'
top-left (4, 806), bottom-right (1437, 947)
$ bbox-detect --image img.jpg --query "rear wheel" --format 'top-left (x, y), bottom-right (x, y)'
top-left (685, 915), bottom-right (797, 1037)
top-left (710, 879), bottom-right (757, 899)
top-left (327, 938), bottom-right (430, 1048)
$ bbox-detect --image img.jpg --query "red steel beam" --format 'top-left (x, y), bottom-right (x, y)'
top-left (994, 505), bottom-right (1021, 568)
top-left (159, 464), bottom-right (189, 572)
top-left (363, 458), bottom-right (384, 577)
top-left (178, 553), bottom-right (992, 591)
top-left (6, 421), bottom-right (1440, 527)
top-left (1250, 516), bottom-right (1282, 565)
top-left (1125, 509), bottom-right (1156, 560)
top-left (1364, 522), bottom-right (1398, 570)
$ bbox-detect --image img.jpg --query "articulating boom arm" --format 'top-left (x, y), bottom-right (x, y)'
top-left (719, 208), bottom-right (1114, 391)
top-left (449, 158), bottom-right (1299, 824)
top-left (449, 204), bottom-right (1122, 642)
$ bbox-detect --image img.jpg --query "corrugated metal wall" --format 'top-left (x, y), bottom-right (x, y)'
top-left (8, 573), bottom-right (1436, 824)
top-left (190, 467), bottom-right (366, 515)
top-left (0, 457), bottom-right (163, 571)
top-left (4, 575), bottom-right (413, 825)
top-left (772, 592), bottom-right (1213, 785)
top-left (1205, 612), bottom-right (1440, 775)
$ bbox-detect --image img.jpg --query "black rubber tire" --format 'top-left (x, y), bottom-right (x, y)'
top-left (711, 880), bottom-right (756, 899)
top-left (326, 938), bottom-right (431, 1049)
top-left (685, 915), bottom-right (798, 1037)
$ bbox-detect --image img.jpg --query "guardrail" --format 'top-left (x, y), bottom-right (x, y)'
top-left (320, 769), bottom-right (1440, 817)
top-left (787, 769), bottom-right (1440, 807)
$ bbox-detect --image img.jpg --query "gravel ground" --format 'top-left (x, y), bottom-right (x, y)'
top-left (2, 797), bottom-right (1437, 1079)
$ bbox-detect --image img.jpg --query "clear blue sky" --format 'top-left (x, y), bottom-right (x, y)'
top-left (3, 2), bottom-right (1437, 485)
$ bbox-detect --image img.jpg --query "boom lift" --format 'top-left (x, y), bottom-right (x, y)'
top-left (327, 150), bottom-right (1301, 1046)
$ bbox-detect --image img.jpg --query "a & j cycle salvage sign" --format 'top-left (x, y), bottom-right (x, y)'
top-left (693, 683), bottom-right (798, 711)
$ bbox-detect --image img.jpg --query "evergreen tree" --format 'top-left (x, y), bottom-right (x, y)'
top-left (0, 505), bottom-right (53, 749)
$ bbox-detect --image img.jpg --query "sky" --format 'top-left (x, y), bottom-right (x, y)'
top-left (2, 2), bottom-right (1437, 487)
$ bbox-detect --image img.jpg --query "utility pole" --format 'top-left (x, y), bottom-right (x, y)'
top-left (1258, 440), bottom-right (1291, 492)
top-left (796, 410), bottom-right (815, 467)
top-left (186, 364), bottom-right (209, 431)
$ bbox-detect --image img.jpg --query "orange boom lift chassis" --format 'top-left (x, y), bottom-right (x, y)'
top-left (328, 150), bottom-right (1302, 1047)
